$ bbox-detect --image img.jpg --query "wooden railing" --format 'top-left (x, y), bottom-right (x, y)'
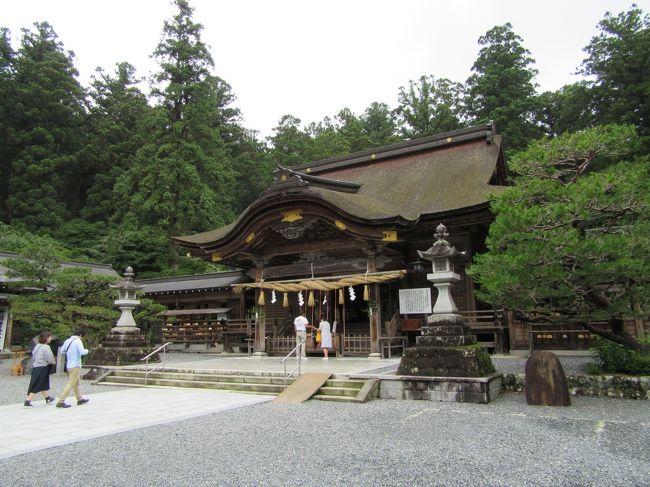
top-left (344, 334), bottom-right (371, 355)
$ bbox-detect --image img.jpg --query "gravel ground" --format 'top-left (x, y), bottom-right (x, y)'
top-left (2, 354), bottom-right (648, 486)
top-left (1, 392), bottom-right (648, 486)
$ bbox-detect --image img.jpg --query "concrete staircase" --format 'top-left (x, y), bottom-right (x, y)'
top-left (97, 369), bottom-right (375, 403)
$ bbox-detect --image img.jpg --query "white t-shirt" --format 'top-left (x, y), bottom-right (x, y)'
top-left (294, 315), bottom-right (308, 332)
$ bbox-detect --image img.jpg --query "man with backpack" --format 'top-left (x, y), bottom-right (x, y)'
top-left (55, 328), bottom-right (90, 409)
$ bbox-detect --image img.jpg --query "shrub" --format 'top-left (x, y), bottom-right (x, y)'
top-left (587, 337), bottom-right (650, 375)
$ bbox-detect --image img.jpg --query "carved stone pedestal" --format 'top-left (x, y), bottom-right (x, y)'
top-left (87, 329), bottom-right (155, 367)
top-left (398, 313), bottom-right (496, 378)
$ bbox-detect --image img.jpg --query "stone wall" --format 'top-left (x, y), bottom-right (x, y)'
top-left (501, 373), bottom-right (650, 400)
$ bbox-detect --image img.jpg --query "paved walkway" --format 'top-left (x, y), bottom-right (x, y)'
top-left (0, 388), bottom-right (272, 460)
top-left (125, 352), bottom-right (403, 376)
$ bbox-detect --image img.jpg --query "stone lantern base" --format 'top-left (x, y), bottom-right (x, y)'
top-left (86, 328), bottom-right (157, 367)
top-left (398, 313), bottom-right (496, 382)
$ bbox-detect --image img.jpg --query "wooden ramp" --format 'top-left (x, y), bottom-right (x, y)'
top-left (273, 372), bottom-right (332, 404)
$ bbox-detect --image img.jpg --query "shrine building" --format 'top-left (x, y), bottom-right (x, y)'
top-left (162, 123), bottom-right (510, 357)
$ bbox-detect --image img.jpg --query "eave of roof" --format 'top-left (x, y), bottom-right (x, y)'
top-left (138, 271), bottom-right (249, 294)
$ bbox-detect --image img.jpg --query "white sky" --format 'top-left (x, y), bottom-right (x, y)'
top-left (2, 0), bottom-right (648, 138)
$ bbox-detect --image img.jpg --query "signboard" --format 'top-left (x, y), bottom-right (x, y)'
top-left (399, 288), bottom-right (432, 315)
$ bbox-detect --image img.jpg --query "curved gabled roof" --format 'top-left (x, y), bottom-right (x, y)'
top-left (174, 124), bottom-right (507, 255)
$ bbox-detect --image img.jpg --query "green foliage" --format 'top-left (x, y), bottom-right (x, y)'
top-left (535, 82), bottom-right (595, 137)
top-left (115, 0), bottom-right (237, 238)
top-left (3, 22), bottom-right (86, 230)
top-left (396, 75), bottom-right (465, 138)
top-left (587, 336), bottom-right (650, 375)
top-left (470, 125), bottom-right (650, 348)
top-left (580, 6), bottom-right (650, 134)
top-left (97, 226), bottom-right (169, 277)
top-left (9, 267), bottom-right (119, 347)
top-left (465, 23), bottom-right (541, 154)
top-left (0, 226), bottom-right (70, 289)
top-left (80, 62), bottom-right (150, 222)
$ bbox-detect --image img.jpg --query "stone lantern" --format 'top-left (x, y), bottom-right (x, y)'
top-left (397, 224), bottom-right (499, 402)
top-left (418, 223), bottom-right (465, 314)
top-left (110, 266), bottom-right (143, 333)
top-left (85, 266), bottom-right (155, 368)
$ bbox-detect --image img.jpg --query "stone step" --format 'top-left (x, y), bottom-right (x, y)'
top-left (323, 379), bottom-right (365, 389)
top-left (317, 386), bottom-right (362, 397)
top-left (311, 394), bottom-right (358, 403)
top-left (102, 375), bottom-right (285, 394)
top-left (115, 369), bottom-right (287, 385)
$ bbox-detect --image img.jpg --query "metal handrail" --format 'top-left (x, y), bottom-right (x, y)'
top-left (140, 342), bottom-right (172, 385)
top-left (281, 339), bottom-right (304, 388)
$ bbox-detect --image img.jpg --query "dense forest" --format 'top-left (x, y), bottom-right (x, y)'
top-left (0, 0), bottom-right (648, 279)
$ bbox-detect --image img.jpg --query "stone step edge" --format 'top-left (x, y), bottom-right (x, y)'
top-left (112, 372), bottom-right (292, 384)
top-left (100, 378), bottom-right (285, 391)
top-left (99, 381), bottom-right (279, 395)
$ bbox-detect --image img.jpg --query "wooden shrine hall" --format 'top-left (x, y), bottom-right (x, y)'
top-left (169, 123), bottom-right (510, 357)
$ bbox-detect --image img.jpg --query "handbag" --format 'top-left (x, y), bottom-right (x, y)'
top-left (316, 331), bottom-right (321, 343)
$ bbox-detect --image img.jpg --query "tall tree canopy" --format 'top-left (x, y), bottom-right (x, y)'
top-left (580, 6), bottom-right (650, 135)
top-left (2, 22), bottom-right (86, 231)
top-left (465, 23), bottom-right (541, 154)
top-left (114, 0), bottom-right (236, 239)
top-left (81, 62), bottom-right (150, 223)
top-left (471, 125), bottom-right (650, 352)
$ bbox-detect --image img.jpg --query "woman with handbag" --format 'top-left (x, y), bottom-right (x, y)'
top-left (317, 317), bottom-right (332, 360)
top-left (24, 331), bottom-right (56, 407)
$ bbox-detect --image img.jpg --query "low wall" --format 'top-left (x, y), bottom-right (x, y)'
top-left (502, 373), bottom-right (650, 400)
top-left (377, 373), bottom-right (502, 404)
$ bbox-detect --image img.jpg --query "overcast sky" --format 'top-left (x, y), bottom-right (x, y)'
top-left (3, 0), bottom-right (648, 137)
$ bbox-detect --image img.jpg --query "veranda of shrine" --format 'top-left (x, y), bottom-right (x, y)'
top-left (140, 124), bottom-right (648, 358)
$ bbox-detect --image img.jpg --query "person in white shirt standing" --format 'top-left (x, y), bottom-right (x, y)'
top-left (293, 311), bottom-right (311, 359)
top-left (56, 328), bottom-right (90, 409)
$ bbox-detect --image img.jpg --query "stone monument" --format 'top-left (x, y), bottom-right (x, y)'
top-left (393, 224), bottom-right (499, 403)
top-left (86, 266), bottom-right (156, 367)
top-left (525, 351), bottom-right (571, 406)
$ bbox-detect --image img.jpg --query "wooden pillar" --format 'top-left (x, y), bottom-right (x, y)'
top-left (367, 251), bottom-right (380, 356)
top-left (253, 265), bottom-right (266, 354)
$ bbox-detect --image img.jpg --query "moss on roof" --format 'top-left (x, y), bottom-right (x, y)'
top-left (175, 130), bottom-right (505, 248)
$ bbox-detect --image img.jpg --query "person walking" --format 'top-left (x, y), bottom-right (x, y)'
top-left (55, 328), bottom-right (90, 409)
top-left (317, 317), bottom-right (333, 360)
top-left (24, 331), bottom-right (56, 407)
top-left (293, 311), bottom-right (311, 359)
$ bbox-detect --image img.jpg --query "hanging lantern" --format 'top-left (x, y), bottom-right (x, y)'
top-left (283, 292), bottom-right (289, 307)
top-left (258, 290), bottom-right (265, 306)
top-left (339, 288), bottom-right (344, 303)
top-left (271, 289), bottom-right (277, 304)
top-left (308, 290), bottom-right (315, 307)
top-left (363, 284), bottom-right (369, 301)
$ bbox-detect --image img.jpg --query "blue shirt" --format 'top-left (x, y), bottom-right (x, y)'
top-left (61, 336), bottom-right (89, 369)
